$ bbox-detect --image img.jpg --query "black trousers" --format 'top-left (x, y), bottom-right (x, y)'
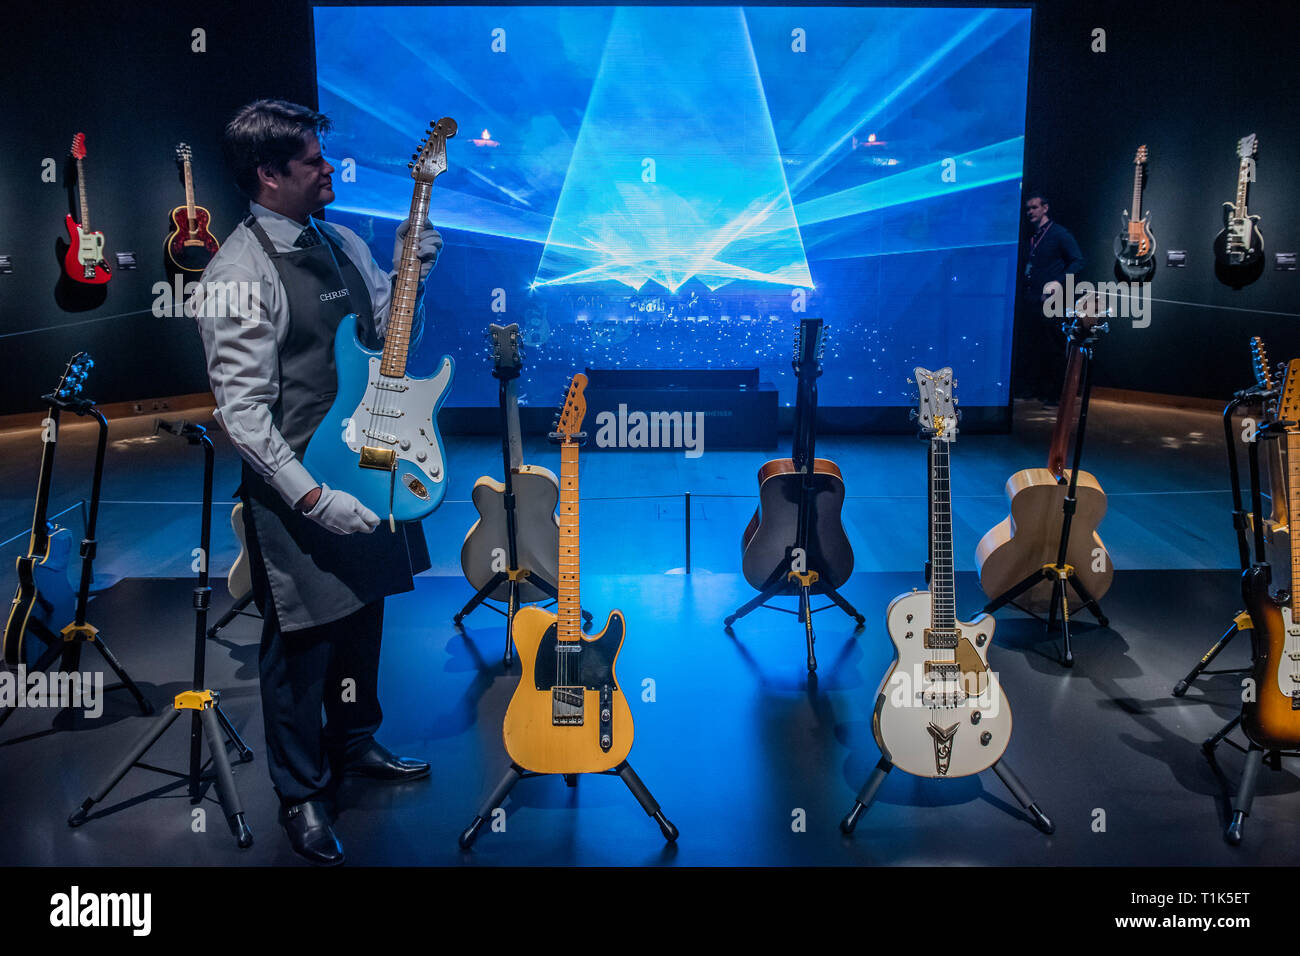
top-left (1012, 296), bottom-right (1067, 400)
top-left (255, 597), bottom-right (385, 806)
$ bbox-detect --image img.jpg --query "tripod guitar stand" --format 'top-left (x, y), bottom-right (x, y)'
top-left (726, 317), bottom-right (863, 672)
top-left (1202, 412), bottom-right (1300, 845)
top-left (1173, 339), bottom-right (1277, 696)
top-left (456, 324), bottom-right (590, 665)
top-left (980, 312), bottom-right (1111, 667)
top-left (69, 420), bottom-right (254, 847)
top-left (2, 357), bottom-right (152, 728)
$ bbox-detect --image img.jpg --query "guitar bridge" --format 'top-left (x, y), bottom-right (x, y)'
top-left (552, 686), bottom-right (584, 725)
top-left (359, 445), bottom-right (397, 471)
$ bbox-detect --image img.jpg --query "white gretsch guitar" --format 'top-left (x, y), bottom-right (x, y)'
top-left (873, 367), bottom-right (1012, 778)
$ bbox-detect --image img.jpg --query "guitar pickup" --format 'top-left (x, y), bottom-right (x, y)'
top-left (359, 446), bottom-right (397, 471)
top-left (599, 684), bottom-right (613, 752)
top-left (552, 686), bottom-right (584, 725)
top-left (925, 662), bottom-right (961, 681)
top-left (924, 628), bottom-right (959, 649)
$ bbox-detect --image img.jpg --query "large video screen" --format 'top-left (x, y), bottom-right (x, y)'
top-left (312, 5), bottom-right (1032, 408)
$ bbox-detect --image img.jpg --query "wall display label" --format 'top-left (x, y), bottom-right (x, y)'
top-left (1275, 253), bottom-right (1295, 271)
top-left (0, 255), bottom-right (11, 274)
top-left (114, 252), bottom-right (137, 270)
top-left (1165, 250), bottom-right (1187, 268)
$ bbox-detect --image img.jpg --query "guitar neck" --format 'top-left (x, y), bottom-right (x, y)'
top-left (558, 441), bottom-right (581, 640)
top-left (1131, 163), bottom-right (1143, 219)
top-left (1236, 161), bottom-right (1251, 217)
top-left (930, 438), bottom-right (955, 629)
top-left (183, 158), bottom-right (197, 223)
top-left (76, 157), bottom-right (90, 229)
top-left (27, 406), bottom-right (61, 558)
top-left (1289, 432), bottom-right (1300, 608)
top-left (379, 181), bottom-right (431, 378)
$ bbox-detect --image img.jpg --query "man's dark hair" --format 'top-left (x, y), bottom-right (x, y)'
top-left (222, 99), bottom-right (332, 199)
top-left (1024, 191), bottom-right (1050, 208)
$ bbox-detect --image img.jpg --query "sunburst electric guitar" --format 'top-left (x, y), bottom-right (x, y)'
top-left (1241, 358), bottom-right (1300, 752)
top-left (165, 143), bottom-right (221, 273)
top-left (502, 374), bottom-right (635, 774)
top-left (1113, 145), bottom-right (1156, 281)
top-left (302, 118), bottom-right (457, 525)
top-left (874, 368), bottom-right (1012, 778)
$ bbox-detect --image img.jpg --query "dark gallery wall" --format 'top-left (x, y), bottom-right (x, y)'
top-left (0, 0), bottom-right (1296, 416)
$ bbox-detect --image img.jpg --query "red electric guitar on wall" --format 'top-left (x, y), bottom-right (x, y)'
top-left (165, 142), bottom-right (221, 273)
top-left (63, 133), bottom-right (111, 285)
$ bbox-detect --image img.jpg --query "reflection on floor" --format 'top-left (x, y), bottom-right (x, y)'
top-left (1, 397), bottom-right (1285, 866)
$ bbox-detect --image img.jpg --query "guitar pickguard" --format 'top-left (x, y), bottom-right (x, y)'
top-left (532, 619), bottom-right (623, 692)
top-left (1275, 606), bottom-right (1300, 704)
top-left (342, 354), bottom-right (452, 489)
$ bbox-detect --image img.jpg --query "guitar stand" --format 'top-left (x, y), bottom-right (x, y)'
top-left (206, 592), bottom-right (257, 641)
top-left (68, 421), bottom-right (254, 848)
top-left (1172, 389), bottom-right (1270, 696)
top-left (982, 317), bottom-right (1109, 667)
top-left (454, 362), bottom-right (591, 665)
top-left (1202, 713), bottom-right (1300, 845)
top-left (839, 755), bottom-right (1054, 836)
top-left (1, 397), bottom-right (152, 729)
top-left (724, 572), bottom-right (864, 673)
top-left (458, 760), bottom-right (678, 849)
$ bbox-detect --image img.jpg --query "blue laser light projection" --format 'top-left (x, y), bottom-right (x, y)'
top-left (312, 5), bottom-right (1032, 408)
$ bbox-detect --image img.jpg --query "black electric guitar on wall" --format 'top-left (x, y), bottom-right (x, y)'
top-left (1214, 134), bottom-right (1264, 289)
top-left (4, 354), bottom-right (94, 666)
top-left (1113, 145), bottom-right (1156, 281)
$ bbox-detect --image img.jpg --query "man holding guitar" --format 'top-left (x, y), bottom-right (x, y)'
top-left (1014, 191), bottom-right (1085, 402)
top-left (191, 99), bottom-right (443, 865)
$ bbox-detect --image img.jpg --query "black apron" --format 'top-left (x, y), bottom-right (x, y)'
top-left (239, 215), bottom-right (430, 632)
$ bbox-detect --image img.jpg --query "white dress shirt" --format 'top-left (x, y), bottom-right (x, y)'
top-left (192, 202), bottom-right (427, 509)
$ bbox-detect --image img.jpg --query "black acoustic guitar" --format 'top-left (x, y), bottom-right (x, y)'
top-left (741, 318), bottom-right (853, 594)
top-left (4, 353), bottom-right (94, 665)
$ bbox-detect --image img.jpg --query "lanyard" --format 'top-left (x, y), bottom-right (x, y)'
top-left (1029, 221), bottom-right (1053, 257)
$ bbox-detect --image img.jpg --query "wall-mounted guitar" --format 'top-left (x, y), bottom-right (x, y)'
top-left (63, 134), bottom-right (111, 285)
top-left (1214, 133), bottom-right (1264, 289)
top-left (728, 316), bottom-right (863, 672)
top-left (302, 118), bottom-right (457, 526)
top-left (1113, 145), bottom-right (1156, 281)
top-left (165, 143), bottom-right (220, 273)
top-left (4, 354), bottom-right (93, 666)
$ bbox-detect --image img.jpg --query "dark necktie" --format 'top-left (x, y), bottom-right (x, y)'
top-left (294, 227), bottom-right (321, 249)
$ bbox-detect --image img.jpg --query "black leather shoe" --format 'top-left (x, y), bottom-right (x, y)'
top-left (343, 741), bottom-right (431, 781)
top-left (283, 800), bottom-right (344, 867)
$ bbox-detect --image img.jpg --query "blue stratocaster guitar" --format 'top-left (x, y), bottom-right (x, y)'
top-left (303, 118), bottom-right (457, 524)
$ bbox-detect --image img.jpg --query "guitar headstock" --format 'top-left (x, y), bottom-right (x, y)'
top-left (70, 133), bottom-right (86, 160)
top-left (409, 117), bottom-right (458, 184)
top-left (553, 373), bottom-right (588, 443)
top-left (1238, 133), bottom-right (1258, 160)
top-left (54, 352), bottom-right (94, 402)
top-left (914, 366), bottom-right (957, 441)
top-left (1279, 359), bottom-right (1300, 428)
top-left (792, 317), bottom-right (825, 378)
top-left (1134, 145), bottom-right (1148, 165)
top-left (175, 142), bottom-right (193, 166)
top-left (1250, 336), bottom-right (1274, 393)
top-left (488, 323), bottom-right (523, 372)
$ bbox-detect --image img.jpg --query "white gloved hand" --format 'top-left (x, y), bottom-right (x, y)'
top-left (393, 218), bottom-right (443, 282)
top-left (304, 484), bottom-right (380, 535)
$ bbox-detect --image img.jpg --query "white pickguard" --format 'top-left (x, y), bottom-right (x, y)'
top-left (1275, 606), bottom-right (1300, 700)
top-left (342, 355), bottom-right (452, 486)
top-left (76, 228), bottom-right (104, 264)
top-left (874, 590), bottom-right (1013, 779)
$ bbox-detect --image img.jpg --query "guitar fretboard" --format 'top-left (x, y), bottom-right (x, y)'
top-left (183, 158), bottom-right (197, 228)
top-left (379, 180), bottom-right (431, 378)
top-left (1131, 162), bottom-right (1143, 220)
top-left (930, 438), bottom-right (955, 630)
top-left (76, 157), bottom-right (90, 230)
top-left (557, 441), bottom-right (582, 641)
top-left (1236, 159), bottom-right (1252, 218)
top-left (1289, 432), bottom-right (1299, 609)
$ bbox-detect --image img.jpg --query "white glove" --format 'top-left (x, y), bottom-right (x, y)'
top-left (394, 218), bottom-right (443, 282)
top-left (304, 484), bottom-right (380, 535)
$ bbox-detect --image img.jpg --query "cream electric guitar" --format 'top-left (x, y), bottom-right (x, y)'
top-left (874, 368), bottom-right (1012, 778)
